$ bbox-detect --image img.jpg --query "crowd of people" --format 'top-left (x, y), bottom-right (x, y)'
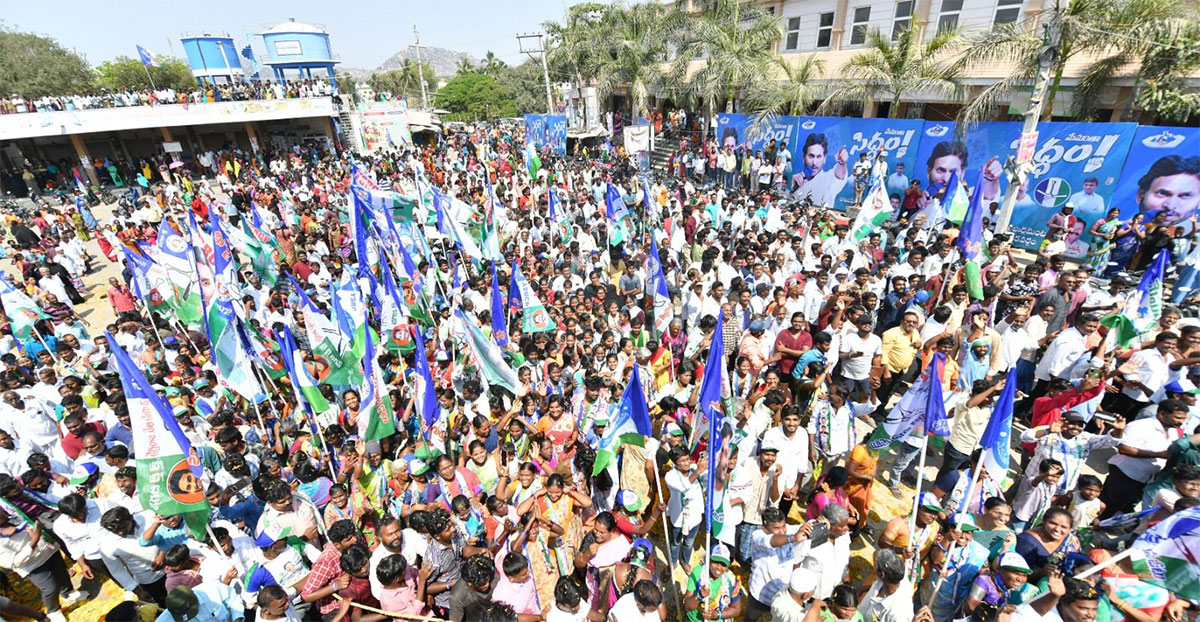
top-left (2, 78), bottom-right (339, 116)
top-left (0, 112), bottom-right (1196, 622)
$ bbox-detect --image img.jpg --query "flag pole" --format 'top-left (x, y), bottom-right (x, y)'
top-left (651, 457), bottom-right (683, 615)
top-left (906, 433), bottom-right (930, 573)
top-left (143, 63), bottom-right (157, 91)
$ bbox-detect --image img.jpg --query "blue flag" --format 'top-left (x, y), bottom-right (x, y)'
top-left (693, 309), bottom-right (726, 450)
top-left (548, 186), bottom-right (564, 223)
top-left (107, 331), bottom-right (207, 533)
top-left (411, 323), bottom-right (440, 433)
top-left (705, 375), bottom-right (727, 536)
top-left (605, 182), bottom-right (628, 222)
top-left (979, 367), bottom-right (1018, 481)
top-left (956, 166), bottom-right (988, 299)
top-left (508, 260), bottom-right (524, 316)
top-left (923, 353), bottom-right (951, 437)
top-left (136, 45), bottom-right (160, 67)
top-left (351, 192), bottom-right (372, 278)
top-left (490, 264), bottom-right (508, 347)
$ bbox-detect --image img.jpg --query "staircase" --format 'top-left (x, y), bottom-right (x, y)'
top-left (649, 139), bottom-right (675, 173)
top-left (334, 95), bottom-right (360, 152)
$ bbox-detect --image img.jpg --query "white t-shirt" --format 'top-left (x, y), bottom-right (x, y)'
top-left (607, 592), bottom-right (661, 622)
top-left (839, 331), bottom-right (882, 380)
top-left (760, 426), bottom-right (811, 490)
top-left (547, 606), bottom-right (589, 622)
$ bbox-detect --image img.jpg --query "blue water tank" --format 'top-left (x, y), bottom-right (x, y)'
top-left (180, 35), bottom-right (243, 84)
top-left (259, 18), bottom-right (338, 82)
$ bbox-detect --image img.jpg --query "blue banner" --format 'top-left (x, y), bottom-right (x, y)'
top-left (546, 114), bottom-right (567, 155)
top-left (523, 114), bottom-right (567, 155)
top-left (524, 114), bottom-right (547, 148)
top-left (1109, 126), bottom-right (1200, 236)
top-left (912, 121), bottom-right (1137, 254)
top-left (715, 113), bottom-right (800, 160)
top-left (790, 116), bottom-right (925, 211)
top-left (1007, 121), bottom-right (1137, 253)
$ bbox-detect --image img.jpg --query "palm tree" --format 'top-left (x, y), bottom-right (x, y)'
top-left (455, 56), bottom-right (476, 76)
top-left (817, 25), bottom-right (962, 119)
top-left (669, 0), bottom-right (782, 120)
top-left (481, 51), bottom-right (507, 76)
top-left (744, 54), bottom-right (826, 121)
top-left (591, 2), bottom-right (688, 119)
top-left (1130, 21), bottom-right (1200, 122)
top-left (954, 0), bottom-right (1181, 124)
top-left (543, 2), bottom-right (609, 88)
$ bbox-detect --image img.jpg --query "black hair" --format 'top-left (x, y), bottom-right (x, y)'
top-left (927, 141), bottom-right (969, 173)
top-left (501, 551), bottom-right (529, 578)
top-left (164, 544), bottom-right (191, 568)
top-left (376, 554), bottom-right (408, 586)
top-left (57, 493), bottom-right (87, 521)
top-left (338, 544), bottom-right (371, 573)
top-left (554, 576), bottom-right (582, 608)
top-left (632, 580), bottom-right (662, 608)
top-left (327, 519), bottom-right (359, 544)
top-left (1076, 474), bottom-right (1102, 490)
top-left (593, 511), bottom-right (617, 532)
top-left (461, 554), bottom-right (495, 589)
top-left (257, 585), bottom-right (288, 609)
top-left (1139, 155), bottom-right (1200, 196)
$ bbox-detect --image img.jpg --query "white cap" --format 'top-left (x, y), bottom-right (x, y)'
top-left (789, 568), bottom-right (818, 595)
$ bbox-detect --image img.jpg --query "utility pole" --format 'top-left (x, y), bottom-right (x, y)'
top-left (413, 25), bottom-right (429, 110)
top-left (994, 0), bottom-right (1067, 235)
top-left (517, 33), bottom-right (554, 114)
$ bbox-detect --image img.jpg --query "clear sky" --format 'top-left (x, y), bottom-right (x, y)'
top-left (4, 0), bottom-right (583, 69)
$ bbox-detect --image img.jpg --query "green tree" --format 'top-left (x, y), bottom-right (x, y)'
top-left (434, 72), bottom-right (517, 121)
top-left (543, 2), bottom-right (609, 87)
top-left (334, 71), bottom-right (359, 101)
top-left (0, 26), bottom-right (95, 97)
top-left (96, 56), bottom-right (194, 91)
top-left (670, 0), bottom-right (782, 119)
top-left (591, 2), bottom-right (687, 118)
top-left (495, 60), bottom-right (550, 116)
top-left (455, 57), bottom-right (476, 75)
top-left (481, 51), bottom-right (507, 76)
top-left (744, 54), bottom-right (826, 120)
top-left (817, 25), bottom-right (962, 118)
top-left (368, 61), bottom-right (435, 102)
top-left (1133, 22), bottom-right (1200, 123)
top-left (955, 0), bottom-right (1182, 124)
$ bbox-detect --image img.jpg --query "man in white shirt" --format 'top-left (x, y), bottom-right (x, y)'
top-left (860, 549), bottom-right (914, 622)
top-left (1033, 313), bottom-right (1100, 391)
top-left (746, 506), bottom-right (814, 621)
top-left (761, 408), bottom-right (811, 516)
top-left (664, 447), bottom-right (706, 575)
top-left (1106, 331), bottom-right (1177, 416)
top-left (1100, 399), bottom-right (1187, 518)
top-left (838, 315), bottom-right (882, 395)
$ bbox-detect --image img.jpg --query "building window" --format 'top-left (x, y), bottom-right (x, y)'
top-left (938, 0), bottom-right (962, 32)
top-left (817, 12), bottom-right (835, 48)
top-left (850, 7), bottom-right (871, 45)
top-left (785, 16), bottom-right (802, 50)
top-left (892, 1), bottom-right (913, 39)
top-left (995, 0), bottom-right (1022, 24)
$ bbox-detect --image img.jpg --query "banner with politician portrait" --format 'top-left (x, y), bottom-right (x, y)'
top-left (913, 121), bottom-right (1137, 255)
top-left (1109, 126), bottom-right (1200, 236)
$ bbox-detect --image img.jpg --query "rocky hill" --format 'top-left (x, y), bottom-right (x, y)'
top-left (342, 46), bottom-right (475, 79)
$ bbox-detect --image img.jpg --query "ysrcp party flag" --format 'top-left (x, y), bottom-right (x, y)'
top-left (154, 220), bottom-right (203, 326)
top-left (490, 264), bottom-right (509, 346)
top-left (1131, 504), bottom-right (1200, 601)
top-left (0, 271), bottom-right (48, 341)
top-left (455, 309), bottom-right (520, 394)
top-left (511, 263), bottom-right (555, 334)
top-left (593, 365), bottom-right (652, 475)
top-left (277, 325), bottom-right (332, 417)
top-left (866, 354), bottom-right (949, 450)
top-left (850, 180), bottom-right (892, 242)
top-left (205, 216), bottom-right (262, 402)
top-left (1103, 249), bottom-right (1168, 346)
top-left (357, 326), bottom-right (396, 441)
top-left (647, 236), bottom-right (672, 340)
top-left (108, 332), bottom-right (208, 536)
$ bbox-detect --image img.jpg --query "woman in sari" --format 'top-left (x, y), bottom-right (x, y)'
top-left (1015, 507), bottom-right (1081, 578)
top-left (523, 474), bottom-right (591, 558)
top-left (576, 512), bottom-right (632, 613)
top-left (602, 539), bottom-right (657, 616)
top-left (1086, 208), bottom-right (1121, 272)
top-left (1107, 213), bottom-right (1146, 277)
top-left (844, 442), bottom-right (878, 535)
